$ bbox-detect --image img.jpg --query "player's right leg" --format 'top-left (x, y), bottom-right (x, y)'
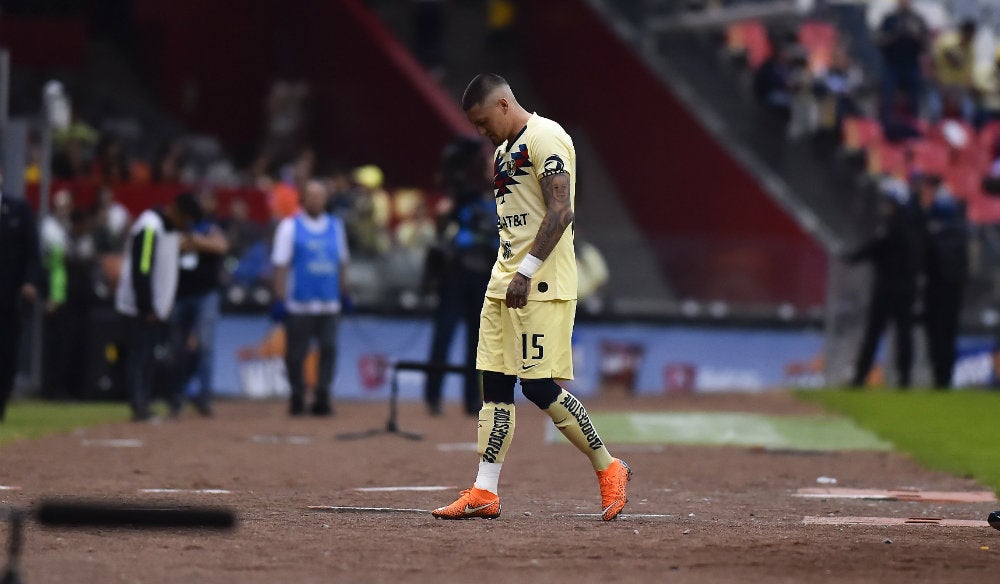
top-left (433, 298), bottom-right (514, 520)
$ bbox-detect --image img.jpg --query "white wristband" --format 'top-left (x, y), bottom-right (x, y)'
top-left (517, 254), bottom-right (543, 278)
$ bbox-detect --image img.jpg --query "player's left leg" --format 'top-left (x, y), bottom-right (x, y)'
top-left (516, 300), bottom-right (632, 520)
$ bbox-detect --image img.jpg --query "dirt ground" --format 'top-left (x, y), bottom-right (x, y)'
top-left (1, 391), bottom-right (997, 584)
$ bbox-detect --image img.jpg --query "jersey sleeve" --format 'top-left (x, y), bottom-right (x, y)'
top-left (531, 125), bottom-right (573, 181)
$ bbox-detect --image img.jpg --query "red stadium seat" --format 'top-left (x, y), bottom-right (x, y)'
top-left (944, 165), bottom-right (984, 201)
top-left (842, 117), bottom-right (883, 152)
top-left (908, 140), bottom-right (950, 176)
top-left (866, 141), bottom-right (907, 178)
top-left (727, 20), bottom-right (772, 69)
top-left (798, 21), bottom-right (838, 74)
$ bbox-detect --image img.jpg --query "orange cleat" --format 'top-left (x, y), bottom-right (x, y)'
top-left (597, 458), bottom-right (631, 521)
top-left (431, 487), bottom-right (502, 520)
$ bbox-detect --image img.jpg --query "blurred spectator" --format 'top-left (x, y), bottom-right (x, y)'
top-left (753, 37), bottom-right (797, 124)
top-left (91, 186), bottom-right (132, 254)
top-left (393, 189), bottom-right (436, 251)
top-left (52, 133), bottom-right (92, 180)
top-left (225, 196), bottom-right (265, 261)
top-left (753, 32), bottom-right (812, 138)
top-left (171, 189), bottom-right (229, 417)
top-left (350, 164), bottom-right (392, 257)
top-left (974, 46), bottom-right (1000, 127)
top-left (39, 189), bottom-right (72, 397)
top-left (93, 133), bottom-right (131, 186)
top-left (422, 136), bottom-right (495, 416)
top-left (485, 0), bottom-right (518, 70)
top-left (43, 201), bottom-right (98, 399)
top-left (0, 172), bottom-right (41, 422)
top-left (325, 170), bottom-right (361, 221)
top-left (845, 181), bottom-right (923, 388)
top-left (152, 139), bottom-right (186, 184)
top-left (876, 0), bottom-right (930, 127)
top-left (812, 47), bottom-right (865, 145)
top-left (576, 238), bottom-right (610, 311)
top-left (263, 81), bottom-right (310, 167)
top-left (115, 192), bottom-right (202, 422)
top-left (915, 175), bottom-right (968, 389)
top-left (261, 173), bottom-right (301, 223)
top-left (929, 19), bottom-right (978, 123)
top-left (52, 109), bottom-right (98, 181)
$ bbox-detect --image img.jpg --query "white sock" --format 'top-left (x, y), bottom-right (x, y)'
top-left (473, 461), bottom-right (503, 495)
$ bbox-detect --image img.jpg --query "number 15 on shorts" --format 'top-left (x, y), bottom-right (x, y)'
top-left (522, 333), bottom-right (544, 361)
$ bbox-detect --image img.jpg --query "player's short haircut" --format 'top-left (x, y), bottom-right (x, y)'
top-left (462, 73), bottom-right (509, 111)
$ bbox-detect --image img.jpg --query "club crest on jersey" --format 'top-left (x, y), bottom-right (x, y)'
top-left (493, 144), bottom-right (532, 204)
top-left (541, 154), bottom-right (565, 177)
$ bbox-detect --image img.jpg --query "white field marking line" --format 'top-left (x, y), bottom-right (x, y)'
top-left (436, 442), bottom-right (478, 452)
top-left (794, 488), bottom-right (998, 503)
top-left (552, 513), bottom-right (674, 519)
top-left (308, 506), bottom-right (430, 514)
top-left (803, 516), bottom-right (989, 528)
top-left (251, 434), bottom-right (313, 445)
top-left (81, 438), bottom-right (144, 448)
top-left (0, 486), bottom-right (21, 491)
top-left (354, 486), bottom-right (457, 492)
top-left (139, 488), bottom-right (232, 495)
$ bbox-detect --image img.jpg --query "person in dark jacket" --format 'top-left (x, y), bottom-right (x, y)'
top-left (0, 174), bottom-right (41, 421)
top-left (916, 175), bottom-right (968, 388)
top-left (422, 136), bottom-right (498, 416)
top-left (115, 193), bottom-right (202, 421)
top-left (847, 182), bottom-right (924, 388)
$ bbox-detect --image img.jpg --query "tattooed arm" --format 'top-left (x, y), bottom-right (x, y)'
top-left (506, 171), bottom-right (574, 309)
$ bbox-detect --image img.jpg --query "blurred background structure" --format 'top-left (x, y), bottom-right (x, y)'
top-left (3, 0), bottom-right (1000, 402)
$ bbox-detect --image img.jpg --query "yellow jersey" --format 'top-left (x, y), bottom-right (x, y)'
top-left (488, 113), bottom-right (577, 301)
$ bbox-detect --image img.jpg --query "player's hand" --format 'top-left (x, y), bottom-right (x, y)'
top-left (506, 273), bottom-right (530, 309)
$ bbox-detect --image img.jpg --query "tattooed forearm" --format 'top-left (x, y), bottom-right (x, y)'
top-left (530, 172), bottom-right (574, 260)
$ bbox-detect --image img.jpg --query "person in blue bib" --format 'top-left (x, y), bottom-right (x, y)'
top-left (271, 180), bottom-right (351, 416)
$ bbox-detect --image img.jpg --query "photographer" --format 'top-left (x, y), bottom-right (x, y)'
top-left (422, 136), bottom-right (497, 416)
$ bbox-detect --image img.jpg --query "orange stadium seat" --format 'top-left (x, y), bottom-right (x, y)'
top-left (798, 21), bottom-right (838, 74)
top-left (727, 20), bottom-right (772, 69)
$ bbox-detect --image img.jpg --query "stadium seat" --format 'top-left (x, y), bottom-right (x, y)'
top-left (866, 141), bottom-right (908, 178)
top-left (726, 20), bottom-right (771, 69)
top-left (908, 140), bottom-right (950, 176)
top-left (798, 21), bottom-right (838, 74)
top-left (842, 117), bottom-right (883, 152)
top-left (966, 191), bottom-right (1000, 225)
top-left (944, 165), bottom-right (984, 201)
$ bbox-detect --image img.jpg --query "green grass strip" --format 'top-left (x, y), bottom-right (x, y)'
top-left (0, 401), bottom-right (129, 446)
top-left (553, 411), bottom-right (893, 451)
top-left (799, 389), bottom-right (1000, 493)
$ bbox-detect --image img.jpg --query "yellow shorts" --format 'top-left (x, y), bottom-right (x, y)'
top-left (476, 297), bottom-right (576, 380)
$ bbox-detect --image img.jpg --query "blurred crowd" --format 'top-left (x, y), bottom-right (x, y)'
top-left (744, 0), bottom-right (1000, 207)
top-left (724, 0), bottom-right (1000, 387)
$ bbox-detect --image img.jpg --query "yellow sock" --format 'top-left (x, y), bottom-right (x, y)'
top-left (544, 390), bottom-right (614, 471)
top-left (477, 402), bottom-right (516, 464)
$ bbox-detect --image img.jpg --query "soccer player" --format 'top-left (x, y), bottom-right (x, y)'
top-left (432, 74), bottom-right (631, 521)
